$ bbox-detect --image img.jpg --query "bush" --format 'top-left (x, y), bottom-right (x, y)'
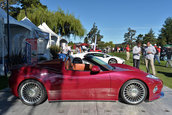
top-left (9, 51), bottom-right (25, 66)
top-left (49, 45), bottom-right (61, 59)
top-left (39, 57), bottom-right (47, 61)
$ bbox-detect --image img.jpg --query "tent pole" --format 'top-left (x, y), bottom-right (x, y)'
top-left (6, 0), bottom-right (10, 70)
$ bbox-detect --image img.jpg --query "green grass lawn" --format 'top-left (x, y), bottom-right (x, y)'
top-left (109, 52), bottom-right (172, 88)
top-left (0, 76), bottom-right (8, 90)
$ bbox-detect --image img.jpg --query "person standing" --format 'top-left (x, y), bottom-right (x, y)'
top-left (165, 46), bottom-right (172, 67)
top-left (154, 45), bottom-right (161, 64)
top-left (141, 44), bottom-right (147, 64)
top-left (145, 42), bottom-right (156, 75)
top-left (133, 42), bottom-right (141, 69)
top-left (62, 44), bottom-right (68, 55)
top-left (126, 44), bottom-right (130, 60)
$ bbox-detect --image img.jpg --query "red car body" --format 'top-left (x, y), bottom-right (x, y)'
top-left (9, 58), bottom-right (163, 103)
top-left (89, 49), bottom-right (102, 52)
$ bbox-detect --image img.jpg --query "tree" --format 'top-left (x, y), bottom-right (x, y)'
top-left (1, 0), bottom-right (85, 39)
top-left (97, 41), bottom-right (106, 49)
top-left (17, 5), bottom-right (85, 38)
top-left (157, 34), bottom-right (166, 46)
top-left (84, 37), bottom-right (89, 44)
top-left (136, 34), bottom-right (143, 43)
top-left (0, 0), bottom-right (18, 8)
top-left (0, 0), bottom-right (46, 18)
top-left (143, 29), bottom-right (157, 44)
top-left (158, 17), bottom-right (172, 45)
top-left (84, 23), bottom-right (103, 43)
top-left (124, 27), bottom-right (136, 46)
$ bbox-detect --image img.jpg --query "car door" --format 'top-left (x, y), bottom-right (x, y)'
top-left (60, 69), bottom-right (91, 100)
top-left (88, 71), bottom-right (112, 100)
top-left (48, 63), bottom-right (112, 101)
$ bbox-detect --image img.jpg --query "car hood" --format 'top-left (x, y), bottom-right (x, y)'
top-left (109, 63), bottom-right (149, 78)
top-left (110, 63), bottom-right (143, 72)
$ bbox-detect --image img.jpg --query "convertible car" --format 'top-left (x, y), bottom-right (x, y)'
top-left (9, 56), bottom-right (163, 106)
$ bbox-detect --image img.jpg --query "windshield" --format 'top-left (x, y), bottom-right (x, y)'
top-left (90, 56), bottom-right (114, 71)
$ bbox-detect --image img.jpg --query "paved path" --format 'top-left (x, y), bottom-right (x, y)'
top-left (0, 87), bottom-right (172, 115)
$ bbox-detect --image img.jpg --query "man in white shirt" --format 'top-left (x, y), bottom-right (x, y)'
top-left (133, 42), bottom-right (141, 69)
top-left (145, 42), bottom-right (156, 75)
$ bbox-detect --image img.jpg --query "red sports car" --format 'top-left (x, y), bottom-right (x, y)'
top-left (9, 56), bottom-right (163, 106)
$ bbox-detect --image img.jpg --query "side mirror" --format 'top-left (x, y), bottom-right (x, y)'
top-left (91, 65), bottom-right (100, 74)
top-left (103, 54), bottom-right (106, 58)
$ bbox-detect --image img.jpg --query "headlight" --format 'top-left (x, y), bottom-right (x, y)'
top-left (40, 72), bottom-right (48, 76)
top-left (146, 74), bottom-right (158, 79)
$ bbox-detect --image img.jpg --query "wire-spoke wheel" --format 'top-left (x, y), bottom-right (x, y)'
top-left (120, 80), bottom-right (147, 105)
top-left (19, 80), bottom-right (47, 106)
top-left (108, 58), bottom-right (117, 64)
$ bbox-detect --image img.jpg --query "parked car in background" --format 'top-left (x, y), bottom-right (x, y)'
top-left (72, 52), bottom-right (125, 64)
top-left (89, 49), bottom-right (102, 52)
top-left (9, 56), bottom-right (163, 105)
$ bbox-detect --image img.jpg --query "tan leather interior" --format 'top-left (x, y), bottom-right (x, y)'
top-left (72, 64), bottom-right (93, 71)
top-left (65, 58), bottom-right (93, 71)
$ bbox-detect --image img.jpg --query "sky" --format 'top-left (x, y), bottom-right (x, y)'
top-left (40, 0), bottom-right (172, 44)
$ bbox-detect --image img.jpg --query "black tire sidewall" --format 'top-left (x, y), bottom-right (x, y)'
top-left (108, 58), bottom-right (117, 64)
top-left (18, 79), bottom-right (47, 106)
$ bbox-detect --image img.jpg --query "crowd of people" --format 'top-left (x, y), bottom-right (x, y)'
top-left (58, 42), bottom-right (171, 76)
top-left (126, 41), bottom-right (172, 76)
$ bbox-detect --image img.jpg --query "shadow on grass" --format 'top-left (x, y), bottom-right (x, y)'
top-left (157, 71), bottom-right (172, 77)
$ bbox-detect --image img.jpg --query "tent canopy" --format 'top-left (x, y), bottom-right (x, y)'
top-left (0, 8), bottom-right (32, 31)
top-left (38, 22), bottom-right (68, 46)
top-left (20, 17), bottom-right (49, 39)
top-left (20, 17), bottom-right (40, 31)
top-left (38, 22), bottom-right (59, 38)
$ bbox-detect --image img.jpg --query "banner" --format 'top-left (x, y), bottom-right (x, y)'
top-left (26, 38), bottom-right (38, 64)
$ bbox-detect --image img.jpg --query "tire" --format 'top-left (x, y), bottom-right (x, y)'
top-left (120, 80), bottom-right (147, 105)
top-left (18, 79), bottom-right (47, 106)
top-left (108, 58), bottom-right (117, 64)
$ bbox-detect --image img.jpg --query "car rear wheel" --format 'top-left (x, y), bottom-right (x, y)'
top-left (120, 80), bottom-right (147, 105)
top-left (108, 58), bottom-right (117, 64)
top-left (18, 79), bottom-right (47, 106)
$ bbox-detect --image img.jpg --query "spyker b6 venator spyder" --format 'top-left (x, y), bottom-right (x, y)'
top-left (9, 56), bottom-right (163, 105)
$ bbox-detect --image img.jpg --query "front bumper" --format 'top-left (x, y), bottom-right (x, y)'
top-left (148, 79), bottom-right (164, 101)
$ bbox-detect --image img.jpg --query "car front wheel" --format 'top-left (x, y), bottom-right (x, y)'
top-left (18, 79), bottom-right (47, 106)
top-left (120, 80), bottom-right (147, 105)
top-left (108, 58), bottom-right (117, 64)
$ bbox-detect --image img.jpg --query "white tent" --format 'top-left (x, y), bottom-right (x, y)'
top-left (20, 17), bottom-right (51, 57)
top-left (0, 8), bottom-right (33, 56)
top-left (20, 17), bottom-right (49, 39)
top-left (20, 17), bottom-right (39, 31)
top-left (0, 8), bottom-right (32, 31)
top-left (38, 22), bottom-right (68, 47)
top-left (0, 8), bottom-right (34, 75)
